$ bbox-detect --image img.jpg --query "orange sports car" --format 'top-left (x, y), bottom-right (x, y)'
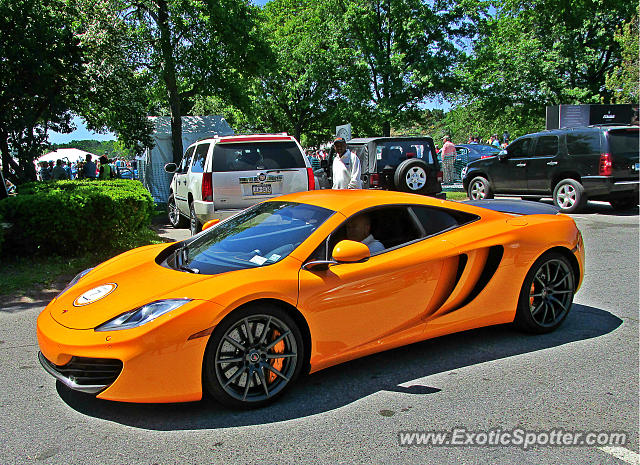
top-left (37, 190), bottom-right (584, 408)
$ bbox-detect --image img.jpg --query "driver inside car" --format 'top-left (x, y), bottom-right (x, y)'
top-left (346, 214), bottom-right (385, 254)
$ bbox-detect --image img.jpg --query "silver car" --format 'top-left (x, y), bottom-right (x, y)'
top-left (165, 134), bottom-right (315, 235)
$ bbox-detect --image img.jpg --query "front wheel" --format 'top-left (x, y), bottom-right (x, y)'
top-left (553, 179), bottom-right (586, 213)
top-left (514, 252), bottom-right (575, 333)
top-left (203, 304), bottom-right (304, 408)
top-left (467, 176), bottom-right (494, 200)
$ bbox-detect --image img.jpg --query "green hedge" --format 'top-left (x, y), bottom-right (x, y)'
top-left (0, 180), bottom-right (154, 256)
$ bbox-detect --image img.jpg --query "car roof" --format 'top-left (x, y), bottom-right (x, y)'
top-left (348, 136), bottom-right (434, 145)
top-left (515, 125), bottom-right (638, 139)
top-left (195, 134), bottom-right (296, 144)
top-left (274, 189), bottom-right (504, 219)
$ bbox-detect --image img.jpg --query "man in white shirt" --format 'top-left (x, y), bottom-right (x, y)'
top-left (331, 137), bottom-right (362, 189)
top-left (346, 215), bottom-right (385, 254)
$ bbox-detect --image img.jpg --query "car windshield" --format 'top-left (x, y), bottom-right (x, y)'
top-left (211, 141), bottom-right (306, 172)
top-left (178, 201), bottom-right (334, 275)
top-left (375, 140), bottom-right (435, 166)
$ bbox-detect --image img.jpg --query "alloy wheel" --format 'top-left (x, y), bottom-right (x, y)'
top-left (470, 180), bottom-right (486, 199)
top-left (405, 167), bottom-right (427, 190)
top-left (527, 258), bottom-right (574, 327)
top-left (555, 184), bottom-right (576, 209)
top-left (214, 315), bottom-right (298, 403)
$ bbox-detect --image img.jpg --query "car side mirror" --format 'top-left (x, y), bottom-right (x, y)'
top-left (332, 240), bottom-right (370, 263)
top-left (497, 150), bottom-right (507, 161)
top-left (202, 219), bottom-right (220, 231)
top-left (164, 163), bottom-right (177, 173)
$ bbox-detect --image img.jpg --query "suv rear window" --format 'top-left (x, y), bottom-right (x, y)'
top-left (375, 140), bottom-right (435, 166)
top-left (211, 141), bottom-right (305, 172)
top-left (567, 132), bottom-right (601, 156)
top-left (608, 129), bottom-right (639, 155)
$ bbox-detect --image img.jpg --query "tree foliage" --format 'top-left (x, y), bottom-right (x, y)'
top-left (457, 0), bottom-right (637, 121)
top-left (0, 0), bottom-right (83, 183)
top-left (605, 6), bottom-right (639, 104)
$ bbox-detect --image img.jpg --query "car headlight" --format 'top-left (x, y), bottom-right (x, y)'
top-left (56, 267), bottom-right (94, 300)
top-left (95, 299), bottom-right (192, 332)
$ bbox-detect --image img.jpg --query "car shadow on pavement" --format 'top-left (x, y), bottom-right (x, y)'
top-left (57, 303), bottom-right (622, 430)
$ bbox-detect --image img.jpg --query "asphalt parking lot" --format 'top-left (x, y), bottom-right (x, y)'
top-left (0, 200), bottom-right (637, 465)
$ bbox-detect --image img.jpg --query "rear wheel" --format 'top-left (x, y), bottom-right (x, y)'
top-left (514, 252), bottom-right (575, 333)
top-left (553, 179), bottom-right (586, 213)
top-left (168, 194), bottom-right (188, 228)
top-left (610, 196), bottom-right (638, 211)
top-left (189, 202), bottom-right (201, 235)
top-left (467, 176), bottom-right (494, 200)
top-left (203, 304), bottom-right (304, 409)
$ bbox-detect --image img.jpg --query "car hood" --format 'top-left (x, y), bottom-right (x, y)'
top-left (48, 242), bottom-right (295, 330)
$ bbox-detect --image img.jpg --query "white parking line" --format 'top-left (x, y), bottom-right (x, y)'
top-left (599, 446), bottom-right (640, 464)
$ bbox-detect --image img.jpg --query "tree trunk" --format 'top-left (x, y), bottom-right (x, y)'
top-left (382, 120), bottom-right (391, 137)
top-left (157, 0), bottom-right (183, 165)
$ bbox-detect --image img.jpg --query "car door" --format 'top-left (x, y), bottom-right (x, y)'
top-left (526, 135), bottom-right (561, 192)
top-left (174, 146), bottom-right (195, 214)
top-left (297, 206), bottom-right (459, 366)
top-left (491, 137), bottom-right (533, 192)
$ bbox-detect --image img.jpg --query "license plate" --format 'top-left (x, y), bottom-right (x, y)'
top-left (634, 163), bottom-right (639, 171)
top-left (252, 184), bottom-right (272, 195)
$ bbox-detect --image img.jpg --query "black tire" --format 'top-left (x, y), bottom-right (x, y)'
top-left (553, 179), bottom-right (586, 213)
top-left (393, 159), bottom-right (431, 193)
top-left (189, 202), bottom-right (201, 235)
top-left (203, 304), bottom-right (305, 409)
top-left (609, 196), bottom-right (638, 211)
top-left (168, 194), bottom-right (188, 228)
top-left (467, 176), bottom-right (494, 200)
top-left (514, 252), bottom-right (575, 334)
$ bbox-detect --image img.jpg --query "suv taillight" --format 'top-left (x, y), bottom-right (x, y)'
top-left (307, 167), bottom-right (315, 190)
top-left (437, 171), bottom-right (443, 183)
top-left (370, 173), bottom-right (380, 187)
top-left (202, 172), bottom-right (213, 201)
top-left (599, 153), bottom-right (612, 176)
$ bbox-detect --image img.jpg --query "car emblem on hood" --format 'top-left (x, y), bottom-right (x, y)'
top-left (73, 283), bottom-right (117, 307)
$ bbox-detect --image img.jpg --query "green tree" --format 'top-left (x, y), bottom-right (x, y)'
top-left (605, 7), bottom-right (639, 104)
top-left (118, 0), bottom-right (268, 163)
top-left (0, 0), bottom-right (83, 182)
top-left (458, 0), bottom-right (637, 122)
top-left (248, 0), bottom-right (345, 145)
top-left (330, 0), bottom-right (482, 137)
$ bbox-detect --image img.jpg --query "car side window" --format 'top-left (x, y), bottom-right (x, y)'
top-left (179, 146), bottom-right (195, 173)
top-left (567, 132), bottom-right (601, 156)
top-left (507, 137), bottom-right (533, 158)
top-left (533, 136), bottom-right (559, 157)
top-left (410, 206), bottom-right (478, 237)
top-left (190, 143), bottom-right (210, 173)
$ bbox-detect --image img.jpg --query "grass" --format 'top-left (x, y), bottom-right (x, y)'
top-left (0, 227), bottom-right (164, 298)
top-left (445, 191), bottom-right (468, 201)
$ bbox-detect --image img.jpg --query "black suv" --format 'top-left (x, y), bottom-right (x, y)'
top-left (322, 136), bottom-right (444, 197)
top-left (462, 126), bottom-right (639, 212)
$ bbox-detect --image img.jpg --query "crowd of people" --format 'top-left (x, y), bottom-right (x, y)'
top-left (36, 154), bottom-right (137, 181)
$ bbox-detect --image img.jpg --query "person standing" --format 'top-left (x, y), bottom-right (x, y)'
top-left (51, 159), bottom-right (69, 180)
top-left (441, 135), bottom-right (456, 184)
top-left (83, 154), bottom-right (97, 179)
top-left (331, 137), bottom-right (362, 189)
top-left (98, 155), bottom-right (112, 180)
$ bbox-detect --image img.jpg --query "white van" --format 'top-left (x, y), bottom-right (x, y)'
top-left (165, 134), bottom-right (315, 234)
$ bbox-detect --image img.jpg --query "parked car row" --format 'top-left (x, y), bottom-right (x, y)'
top-left (164, 126), bottom-right (638, 234)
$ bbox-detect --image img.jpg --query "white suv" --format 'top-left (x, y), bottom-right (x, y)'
top-left (165, 134), bottom-right (315, 234)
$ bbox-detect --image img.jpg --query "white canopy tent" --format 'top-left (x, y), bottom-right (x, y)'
top-left (141, 116), bottom-right (234, 203)
top-left (37, 148), bottom-right (99, 164)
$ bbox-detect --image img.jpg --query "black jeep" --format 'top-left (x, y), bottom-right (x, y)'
top-left (321, 136), bottom-right (444, 197)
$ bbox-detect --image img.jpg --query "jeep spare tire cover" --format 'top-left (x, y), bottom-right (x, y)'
top-left (394, 158), bottom-right (430, 193)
